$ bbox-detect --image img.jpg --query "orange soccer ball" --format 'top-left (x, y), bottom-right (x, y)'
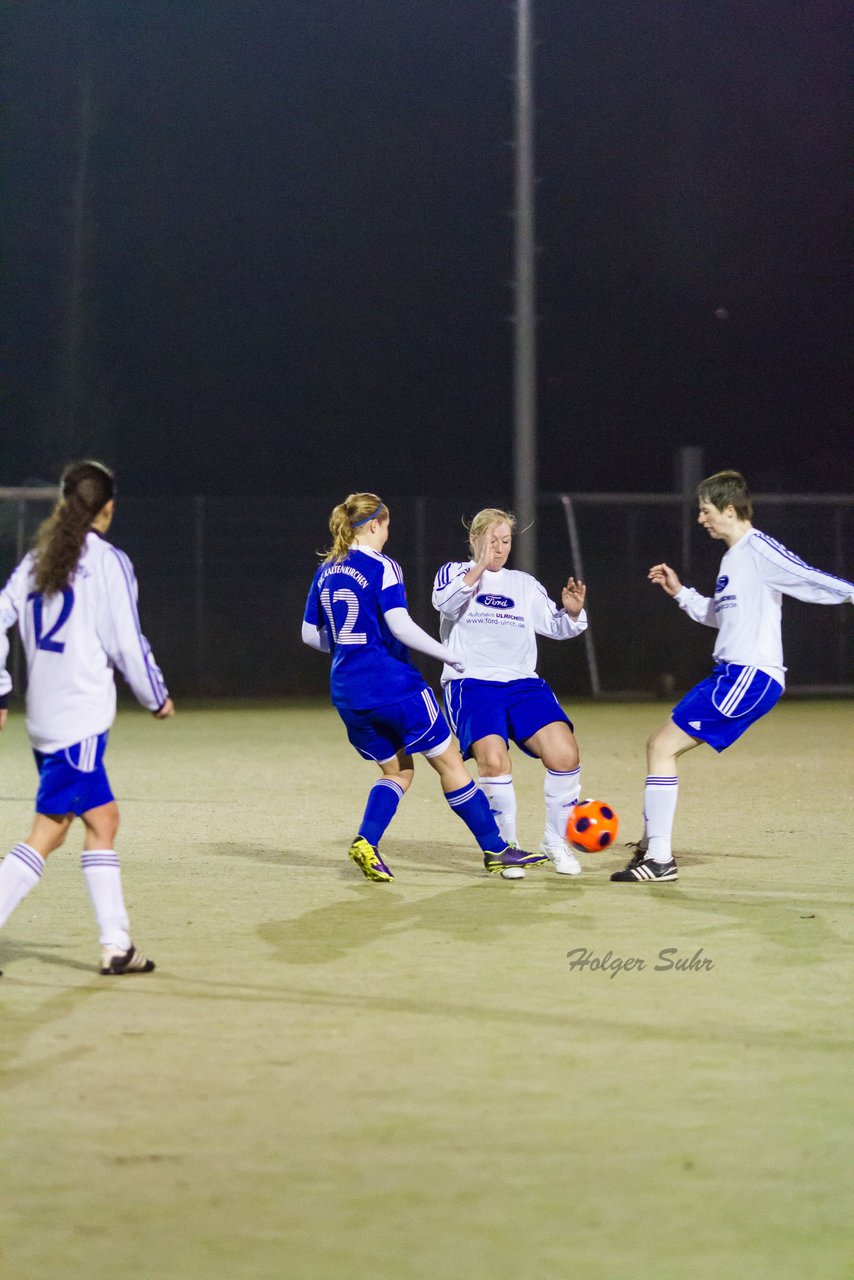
top-left (566, 799), bottom-right (620, 852)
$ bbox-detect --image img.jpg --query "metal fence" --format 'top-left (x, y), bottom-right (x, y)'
top-left (1, 488), bottom-right (852, 698)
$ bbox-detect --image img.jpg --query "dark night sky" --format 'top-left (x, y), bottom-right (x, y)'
top-left (3, 0), bottom-right (851, 496)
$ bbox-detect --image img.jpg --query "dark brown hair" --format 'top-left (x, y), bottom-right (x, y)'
top-left (33, 460), bottom-right (116, 594)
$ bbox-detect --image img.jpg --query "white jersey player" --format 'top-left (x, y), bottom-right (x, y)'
top-left (0, 461), bottom-right (174, 975)
top-left (613, 469), bottom-right (854, 885)
top-left (432, 507), bottom-right (588, 878)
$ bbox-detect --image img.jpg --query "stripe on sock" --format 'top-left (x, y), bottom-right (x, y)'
top-left (12, 844), bottom-right (45, 878)
top-left (446, 781), bottom-right (479, 809)
top-left (81, 852), bottom-right (121, 870)
top-left (374, 779), bottom-right (405, 799)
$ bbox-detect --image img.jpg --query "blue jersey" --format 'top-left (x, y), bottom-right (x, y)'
top-left (303, 548), bottom-right (426, 711)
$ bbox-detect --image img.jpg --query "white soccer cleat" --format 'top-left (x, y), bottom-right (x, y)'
top-left (539, 839), bottom-right (582, 876)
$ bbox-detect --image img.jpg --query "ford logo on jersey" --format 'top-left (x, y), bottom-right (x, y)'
top-left (715, 575), bottom-right (729, 593)
top-left (476, 593), bottom-right (515, 609)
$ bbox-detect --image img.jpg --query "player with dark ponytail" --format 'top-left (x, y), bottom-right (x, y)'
top-left (33, 461), bottom-right (117, 595)
top-left (0, 460), bottom-right (174, 975)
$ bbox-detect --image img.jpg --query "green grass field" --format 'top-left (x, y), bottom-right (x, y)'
top-left (1, 700), bottom-right (853, 1280)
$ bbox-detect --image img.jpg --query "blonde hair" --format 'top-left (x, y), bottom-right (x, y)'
top-left (322, 492), bottom-right (388, 563)
top-left (466, 507), bottom-right (516, 558)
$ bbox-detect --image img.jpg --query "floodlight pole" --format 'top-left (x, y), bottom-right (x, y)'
top-left (512, 0), bottom-right (537, 575)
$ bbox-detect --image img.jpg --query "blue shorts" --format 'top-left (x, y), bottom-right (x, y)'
top-left (33, 732), bottom-right (115, 816)
top-left (672, 663), bottom-right (784, 753)
top-left (336, 687), bottom-right (452, 763)
top-left (443, 677), bottom-right (573, 760)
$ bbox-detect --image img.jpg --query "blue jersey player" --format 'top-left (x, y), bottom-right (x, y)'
top-left (613, 470), bottom-right (854, 884)
top-left (302, 492), bottom-right (548, 881)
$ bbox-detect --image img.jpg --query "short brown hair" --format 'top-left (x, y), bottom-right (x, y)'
top-left (696, 470), bottom-right (753, 520)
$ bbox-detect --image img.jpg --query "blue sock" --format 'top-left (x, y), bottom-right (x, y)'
top-left (444, 781), bottom-right (505, 854)
top-left (358, 779), bottom-right (405, 847)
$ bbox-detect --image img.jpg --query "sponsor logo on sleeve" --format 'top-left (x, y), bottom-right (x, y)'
top-left (715, 575), bottom-right (729, 593)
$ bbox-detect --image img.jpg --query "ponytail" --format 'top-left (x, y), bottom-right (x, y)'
top-left (33, 460), bottom-right (116, 595)
top-left (321, 492), bottom-right (387, 563)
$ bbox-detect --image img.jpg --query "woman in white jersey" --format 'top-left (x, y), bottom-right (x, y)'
top-left (302, 492), bottom-right (548, 882)
top-left (0, 460), bottom-right (174, 974)
top-left (432, 508), bottom-right (588, 878)
top-left (612, 469), bottom-right (854, 884)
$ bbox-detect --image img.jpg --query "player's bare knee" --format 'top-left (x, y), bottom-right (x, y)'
top-left (545, 743), bottom-right (579, 772)
top-left (477, 749), bottom-right (510, 777)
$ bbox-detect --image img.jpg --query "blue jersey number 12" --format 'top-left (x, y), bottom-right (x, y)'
top-left (28, 588), bottom-right (75, 653)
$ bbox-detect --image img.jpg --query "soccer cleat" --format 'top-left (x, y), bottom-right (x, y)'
top-left (484, 846), bottom-right (549, 876)
top-left (500, 841), bottom-right (525, 880)
top-left (622, 840), bottom-right (649, 871)
top-left (348, 836), bottom-right (394, 882)
top-left (539, 838), bottom-right (582, 877)
top-left (615, 841), bottom-right (651, 875)
top-left (100, 943), bottom-right (156, 975)
top-left (610, 856), bottom-right (678, 883)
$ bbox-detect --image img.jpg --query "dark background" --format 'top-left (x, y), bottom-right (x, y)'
top-left (3, 0), bottom-right (851, 499)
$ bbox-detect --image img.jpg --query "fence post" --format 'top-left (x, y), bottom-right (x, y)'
top-left (413, 495), bottom-right (428, 623)
top-left (11, 498), bottom-right (27, 695)
top-left (193, 494), bottom-right (206, 692)
top-left (560, 495), bottom-right (601, 698)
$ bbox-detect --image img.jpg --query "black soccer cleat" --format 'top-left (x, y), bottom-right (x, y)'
top-left (621, 841), bottom-right (649, 873)
top-left (611, 856), bottom-right (678, 883)
top-left (100, 943), bottom-right (156, 975)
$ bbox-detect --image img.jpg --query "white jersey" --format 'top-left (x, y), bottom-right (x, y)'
top-left (675, 527), bottom-right (854, 687)
top-left (432, 561), bottom-right (587, 684)
top-left (0, 531), bottom-right (169, 751)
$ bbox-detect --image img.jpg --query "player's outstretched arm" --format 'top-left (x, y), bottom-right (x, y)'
top-left (384, 607), bottom-right (464, 672)
top-left (648, 563), bottom-right (683, 597)
top-left (301, 619), bottom-right (331, 653)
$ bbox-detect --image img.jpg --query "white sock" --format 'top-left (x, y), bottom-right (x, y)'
top-left (0, 843), bottom-right (45, 927)
top-left (81, 851), bottom-right (131, 949)
top-left (544, 767), bottom-right (581, 844)
top-left (644, 776), bottom-right (678, 863)
top-left (479, 774), bottom-right (517, 843)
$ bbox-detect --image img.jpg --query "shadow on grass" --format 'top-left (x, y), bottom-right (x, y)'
top-left (257, 878), bottom-right (592, 965)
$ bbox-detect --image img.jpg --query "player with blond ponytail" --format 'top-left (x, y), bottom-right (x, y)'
top-left (0, 460), bottom-right (173, 975)
top-left (303, 493), bottom-right (548, 881)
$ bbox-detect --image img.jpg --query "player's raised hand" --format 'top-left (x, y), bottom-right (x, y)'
top-left (561, 577), bottom-right (587, 618)
top-left (153, 697), bottom-right (175, 719)
top-left (475, 522), bottom-right (500, 568)
top-left (465, 521), bottom-right (500, 587)
top-left (648, 563), bottom-right (683, 596)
